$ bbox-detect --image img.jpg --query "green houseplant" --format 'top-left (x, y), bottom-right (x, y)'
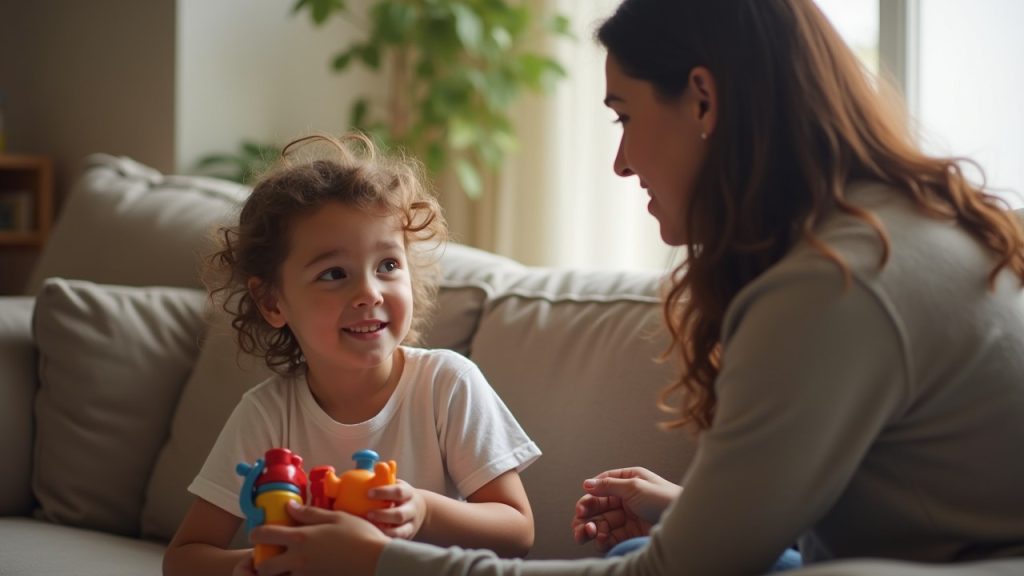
top-left (199, 0), bottom-right (571, 198)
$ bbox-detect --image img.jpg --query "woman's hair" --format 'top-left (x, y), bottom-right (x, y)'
top-left (598, 0), bottom-right (1024, 431)
top-left (208, 132), bottom-right (447, 376)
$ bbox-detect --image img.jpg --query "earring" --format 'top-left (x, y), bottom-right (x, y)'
top-left (700, 132), bottom-right (708, 141)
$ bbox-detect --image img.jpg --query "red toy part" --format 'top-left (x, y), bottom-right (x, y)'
top-left (254, 447), bottom-right (309, 503)
top-left (308, 465), bottom-right (335, 509)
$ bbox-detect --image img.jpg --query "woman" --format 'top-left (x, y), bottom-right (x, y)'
top-left (246, 0), bottom-right (1024, 574)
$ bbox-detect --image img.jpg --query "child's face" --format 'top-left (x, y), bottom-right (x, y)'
top-left (264, 201), bottom-right (414, 376)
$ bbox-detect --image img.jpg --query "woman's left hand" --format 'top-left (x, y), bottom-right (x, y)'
top-left (365, 480), bottom-right (428, 540)
top-left (250, 502), bottom-right (389, 576)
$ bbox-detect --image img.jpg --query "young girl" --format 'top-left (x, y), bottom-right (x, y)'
top-left (162, 133), bottom-right (540, 575)
top-left (240, 1), bottom-right (1024, 575)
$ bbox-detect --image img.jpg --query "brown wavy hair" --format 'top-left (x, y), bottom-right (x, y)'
top-left (598, 0), bottom-right (1024, 431)
top-left (208, 132), bottom-right (447, 376)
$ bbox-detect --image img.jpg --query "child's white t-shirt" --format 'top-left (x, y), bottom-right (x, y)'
top-left (189, 346), bottom-right (541, 517)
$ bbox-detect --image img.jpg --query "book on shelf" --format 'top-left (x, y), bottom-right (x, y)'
top-left (0, 189), bottom-right (35, 232)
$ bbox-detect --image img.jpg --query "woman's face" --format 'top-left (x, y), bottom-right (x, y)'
top-left (604, 54), bottom-right (713, 246)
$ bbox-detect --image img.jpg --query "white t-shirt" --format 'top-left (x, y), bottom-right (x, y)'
top-left (190, 346), bottom-right (541, 518)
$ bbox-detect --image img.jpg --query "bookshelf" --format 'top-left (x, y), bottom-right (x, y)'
top-left (0, 154), bottom-right (53, 247)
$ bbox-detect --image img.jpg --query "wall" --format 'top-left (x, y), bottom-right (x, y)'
top-left (0, 0), bottom-right (377, 294)
top-left (0, 0), bottom-right (176, 294)
top-left (176, 0), bottom-right (380, 172)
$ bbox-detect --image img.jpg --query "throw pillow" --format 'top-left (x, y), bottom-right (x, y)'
top-left (140, 308), bottom-right (272, 542)
top-left (31, 278), bottom-right (207, 536)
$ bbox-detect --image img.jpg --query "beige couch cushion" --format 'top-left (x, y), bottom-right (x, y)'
top-left (32, 279), bottom-right (207, 536)
top-left (423, 243), bottom-right (526, 354)
top-left (469, 268), bottom-right (697, 559)
top-left (140, 309), bottom-right (272, 542)
top-left (26, 154), bottom-right (247, 293)
top-left (0, 517), bottom-right (164, 576)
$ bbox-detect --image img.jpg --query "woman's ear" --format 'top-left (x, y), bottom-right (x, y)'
top-left (689, 66), bottom-right (718, 138)
top-left (248, 277), bottom-right (287, 328)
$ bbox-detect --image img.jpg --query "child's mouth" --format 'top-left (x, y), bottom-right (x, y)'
top-left (343, 322), bottom-right (387, 334)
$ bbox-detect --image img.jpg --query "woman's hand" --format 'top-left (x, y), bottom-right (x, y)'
top-left (250, 502), bottom-right (389, 576)
top-left (365, 479), bottom-right (428, 540)
top-left (571, 467), bottom-right (682, 552)
top-left (231, 553), bottom-right (256, 576)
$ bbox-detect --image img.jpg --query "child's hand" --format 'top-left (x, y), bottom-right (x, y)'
top-left (365, 480), bottom-right (427, 540)
top-left (231, 551), bottom-right (256, 576)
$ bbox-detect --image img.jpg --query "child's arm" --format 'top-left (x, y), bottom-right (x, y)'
top-left (368, 469), bottom-right (534, 558)
top-left (163, 497), bottom-right (249, 576)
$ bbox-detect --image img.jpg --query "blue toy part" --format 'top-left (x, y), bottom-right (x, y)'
top-left (236, 458), bottom-right (266, 533)
top-left (352, 449), bottom-right (380, 470)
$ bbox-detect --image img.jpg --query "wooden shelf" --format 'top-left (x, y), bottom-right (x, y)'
top-left (0, 154), bottom-right (53, 248)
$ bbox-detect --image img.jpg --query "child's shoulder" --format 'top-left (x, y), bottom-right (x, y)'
top-left (239, 372), bottom-right (297, 404)
top-left (401, 346), bottom-right (481, 381)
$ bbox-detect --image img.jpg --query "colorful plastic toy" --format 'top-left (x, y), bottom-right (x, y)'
top-left (236, 448), bottom-right (308, 567)
top-left (313, 449), bottom-right (398, 518)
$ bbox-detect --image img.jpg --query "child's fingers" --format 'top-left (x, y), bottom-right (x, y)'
top-left (366, 503), bottom-right (413, 526)
top-left (376, 520), bottom-right (417, 540)
top-left (368, 481), bottom-right (413, 502)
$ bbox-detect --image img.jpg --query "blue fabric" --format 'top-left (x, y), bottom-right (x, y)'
top-left (606, 537), bottom-right (803, 572)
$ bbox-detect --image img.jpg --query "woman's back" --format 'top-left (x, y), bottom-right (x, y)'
top-left (713, 181), bottom-right (1024, 564)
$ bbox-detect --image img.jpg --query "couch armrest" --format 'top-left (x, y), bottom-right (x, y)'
top-left (0, 296), bottom-right (37, 516)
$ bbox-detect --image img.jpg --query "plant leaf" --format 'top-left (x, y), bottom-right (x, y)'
top-left (451, 3), bottom-right (483, 52)
top-left (454, 157), bottom-right (482, 199)
top-left (292, 0), bottom-right (347, 26)
top-left (350, 98), bottom-right (370, 128)
top-left (332, 48), bottom-right (356, 71)
top-left (359, 45), bottom-right (381, 69)
top-left (548, 14), bottom-right (575, 39)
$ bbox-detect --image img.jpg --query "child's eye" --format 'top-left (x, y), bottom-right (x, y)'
top-left (317, 267), bottom-right (347, 281)
top-left (377, 259), bottom-right (400, 273)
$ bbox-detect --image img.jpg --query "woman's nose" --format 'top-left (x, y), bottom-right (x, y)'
top-left (613, 138), bottom-right (634, 177)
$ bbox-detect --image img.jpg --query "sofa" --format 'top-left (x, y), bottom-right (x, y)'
top-left (0, 154), bottom-right (1021, 576)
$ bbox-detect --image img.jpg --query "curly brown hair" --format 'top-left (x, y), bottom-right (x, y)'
top-left (599, 0), bottom-right (1024, 431)
top-left (207, 132), bottom-right (447, 376)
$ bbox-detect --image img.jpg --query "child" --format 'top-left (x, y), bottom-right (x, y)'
top-left (163, 133), bottom-right (540, 575)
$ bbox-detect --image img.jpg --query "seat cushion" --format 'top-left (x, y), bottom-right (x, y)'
top-left (0, 517), bottom-right (164, 576)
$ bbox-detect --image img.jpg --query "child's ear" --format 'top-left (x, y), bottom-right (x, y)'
top-left (248, 277), bottom-right (287, 328)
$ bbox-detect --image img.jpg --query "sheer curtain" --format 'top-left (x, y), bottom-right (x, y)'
top-left (914, 0), bottom-right (1024, 207)
top-left (476, 0), bottom-right (676, 272)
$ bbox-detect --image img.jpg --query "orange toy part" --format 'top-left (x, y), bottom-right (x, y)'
top-left (323, 449), bottom-right (398, 518)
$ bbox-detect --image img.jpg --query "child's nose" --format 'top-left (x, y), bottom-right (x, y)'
top-left (353, 277), bottom-right (384, 307)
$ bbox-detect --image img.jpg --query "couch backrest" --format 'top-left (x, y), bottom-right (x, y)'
top-left (460, 266), bottom-right (695, 558)
top-left (26, 154), bottom-right (248, 294)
